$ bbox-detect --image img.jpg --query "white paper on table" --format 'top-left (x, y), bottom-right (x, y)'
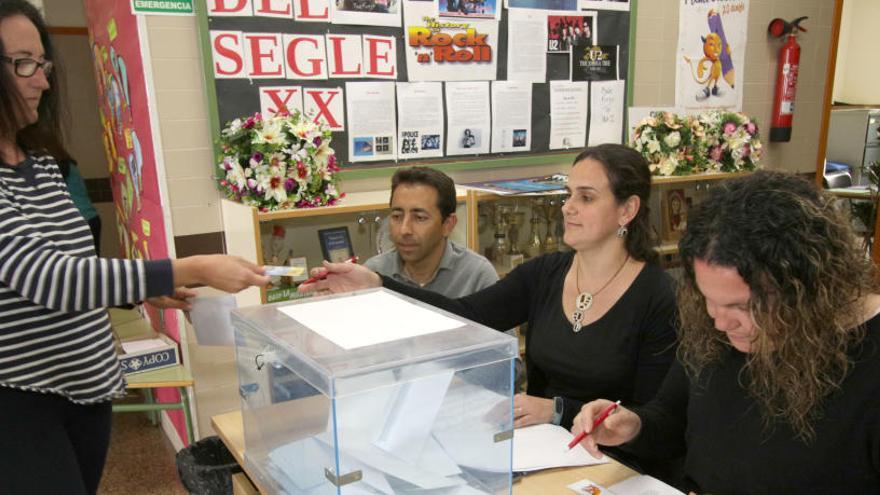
top-left (513, 424), bottom-right (608, 471)
top-left (346, 81), bottom-right (397, 163)
top-left (608, 474), bottom-right (687, 495)
top-left (445, 81), bottom-right (492, 156)
top-left (491, 81), bottom-right (533, 153)
top-left (549, 80), bottom-right (588, 150)
top-left (588, 80), bottom-right (626, 146)
top-left (396, 82), bottom-right (445, 159)
top-left (507, 9), bottom-right (547, 82)
top-left (277, 291), bottom-right (463, 349)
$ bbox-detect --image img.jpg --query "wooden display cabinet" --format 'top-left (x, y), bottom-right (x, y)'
top-left (464, 171), bottom-right (751, 265)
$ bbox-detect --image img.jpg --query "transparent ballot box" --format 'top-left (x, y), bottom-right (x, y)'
top-left (233, 288), bottom-right (518, 494)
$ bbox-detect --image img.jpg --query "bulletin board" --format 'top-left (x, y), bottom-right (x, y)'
top-left (196, 0), bottom-right (637, 179)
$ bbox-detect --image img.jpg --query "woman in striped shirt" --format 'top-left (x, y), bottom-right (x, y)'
top-left (0, 1), bottom-right (269, 493)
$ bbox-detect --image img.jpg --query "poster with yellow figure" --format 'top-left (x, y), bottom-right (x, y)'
top-left (676, 0), bottom-right (749, 111)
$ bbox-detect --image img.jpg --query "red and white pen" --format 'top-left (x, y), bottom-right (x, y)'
top-left (301, 255), bottom-right (358, 286)
top-left (567, 400), bottom-right (621, 450)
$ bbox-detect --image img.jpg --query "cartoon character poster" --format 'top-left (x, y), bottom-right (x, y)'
top-left (83, 0), bottom-right (188, 444)
top-left (676, 0), bottom-right (749, 111)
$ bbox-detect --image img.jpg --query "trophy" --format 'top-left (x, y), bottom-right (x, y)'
top-left (485, 203), bottom-right (511, 264)
top-left (537, 196), bottom-right (563, 253)
top-left (506, 208), bottom-right (525, 256)
top-left (525, 199), bottom-right (544, 258)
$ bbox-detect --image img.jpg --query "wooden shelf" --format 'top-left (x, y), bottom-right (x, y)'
top-left (256, 187), bottom-right (470, 222)
top-left (650, 171), bottom-right (750, 185)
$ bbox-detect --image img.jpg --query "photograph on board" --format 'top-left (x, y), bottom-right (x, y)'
top-left (547, 13), bottom-right (595, 53)
top-left (439, 0), bottom-right (498, 19)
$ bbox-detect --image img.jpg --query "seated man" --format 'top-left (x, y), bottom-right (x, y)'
top-left (366, 166), bottom-right (497, 298)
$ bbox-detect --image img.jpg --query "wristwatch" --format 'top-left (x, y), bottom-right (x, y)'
top-left (552, 396), bottom-right (564, 425)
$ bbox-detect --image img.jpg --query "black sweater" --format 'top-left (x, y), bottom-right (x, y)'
top-left (383, 250), bottom-right (677, 428)
top-left (628, 314), bottom-right (880, 494)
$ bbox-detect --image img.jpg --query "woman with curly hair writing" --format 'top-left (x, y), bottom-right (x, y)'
top-left (572, 171), bottom-right (880, 494)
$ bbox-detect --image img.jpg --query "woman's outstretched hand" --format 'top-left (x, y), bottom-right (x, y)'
top-left (297, 260), bottom-right (382, 295)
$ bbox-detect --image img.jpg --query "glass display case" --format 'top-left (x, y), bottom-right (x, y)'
top-left (233, 288), bottom-right (518, 494)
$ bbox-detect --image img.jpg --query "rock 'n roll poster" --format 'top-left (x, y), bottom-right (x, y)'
top-left (676, 0), bottom-right (749, 111)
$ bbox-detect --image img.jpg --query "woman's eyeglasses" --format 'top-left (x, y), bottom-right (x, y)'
top-left (1, 55), bottom-right (53, 78)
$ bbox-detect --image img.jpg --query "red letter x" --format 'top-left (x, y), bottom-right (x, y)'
top-left (306, 89), bottom-right (341, 129)
top-left (263, 88), bottom-right (300, 115)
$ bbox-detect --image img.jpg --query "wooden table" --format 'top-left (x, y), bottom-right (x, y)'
top-left (212, 410), bottom-right (637, 494)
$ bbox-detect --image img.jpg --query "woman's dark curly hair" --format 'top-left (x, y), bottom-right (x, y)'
top-left (677, 170), bottom-right (878, 441)
top-left (573, 144), bottom-right (658, 263)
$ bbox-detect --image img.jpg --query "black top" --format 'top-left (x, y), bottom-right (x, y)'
top-left (628, 314), bottom-right (880, 494)
top-left (383, 250), bottom-right (677, 428)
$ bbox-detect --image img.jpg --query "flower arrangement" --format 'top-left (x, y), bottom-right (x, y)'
top-left (216, 111), bottom-right (343, 211)
top-left (632, 110), bottom-right (763, 176)
top-left (631, 111), bottom-right (709, 176)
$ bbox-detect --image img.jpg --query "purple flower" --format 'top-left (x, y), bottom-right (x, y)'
top-left (723, 122), bottom-right (737, 135)
top-left (251, 152), bottom-right (263, 162)
top-left (313, 136), bottom-right (322, 147)
top-left (742, 144), bottom-right (751, 157)
top-left (745, 122), bottom-right (757, 135)
top-left (285, 178), bottom-right (296, 191)
top-left (247, 178), bottom-right (257, 190)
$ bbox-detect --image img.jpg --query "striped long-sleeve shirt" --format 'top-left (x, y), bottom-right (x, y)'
top-left (0, 153), bottom-right (173, 404)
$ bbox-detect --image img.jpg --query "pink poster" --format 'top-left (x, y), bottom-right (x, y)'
top-left (83, 1), bottom-right (188, 444)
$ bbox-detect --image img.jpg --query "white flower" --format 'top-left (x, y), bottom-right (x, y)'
top-left (225, 161), bottom-right (247, 189)
top-left (252, 118), bottom-right (286, 146)
top-left (313, 140), bottom-right (331, 167)
top-left (658, 156), bottom-right (679, 176)
top-left (266, 152), bottom-right (287, 175)
top-left (663, 131), bottom-right (681, 148)
top-left (222, 118), bottom-right (243, 137)
top-left (647, 139), bottom-right (661, 154)
top-left (255, 167), bottom-right (287, 204)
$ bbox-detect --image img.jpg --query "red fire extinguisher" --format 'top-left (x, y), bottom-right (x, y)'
top-left (768, 16), bottom-right (807, 142)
